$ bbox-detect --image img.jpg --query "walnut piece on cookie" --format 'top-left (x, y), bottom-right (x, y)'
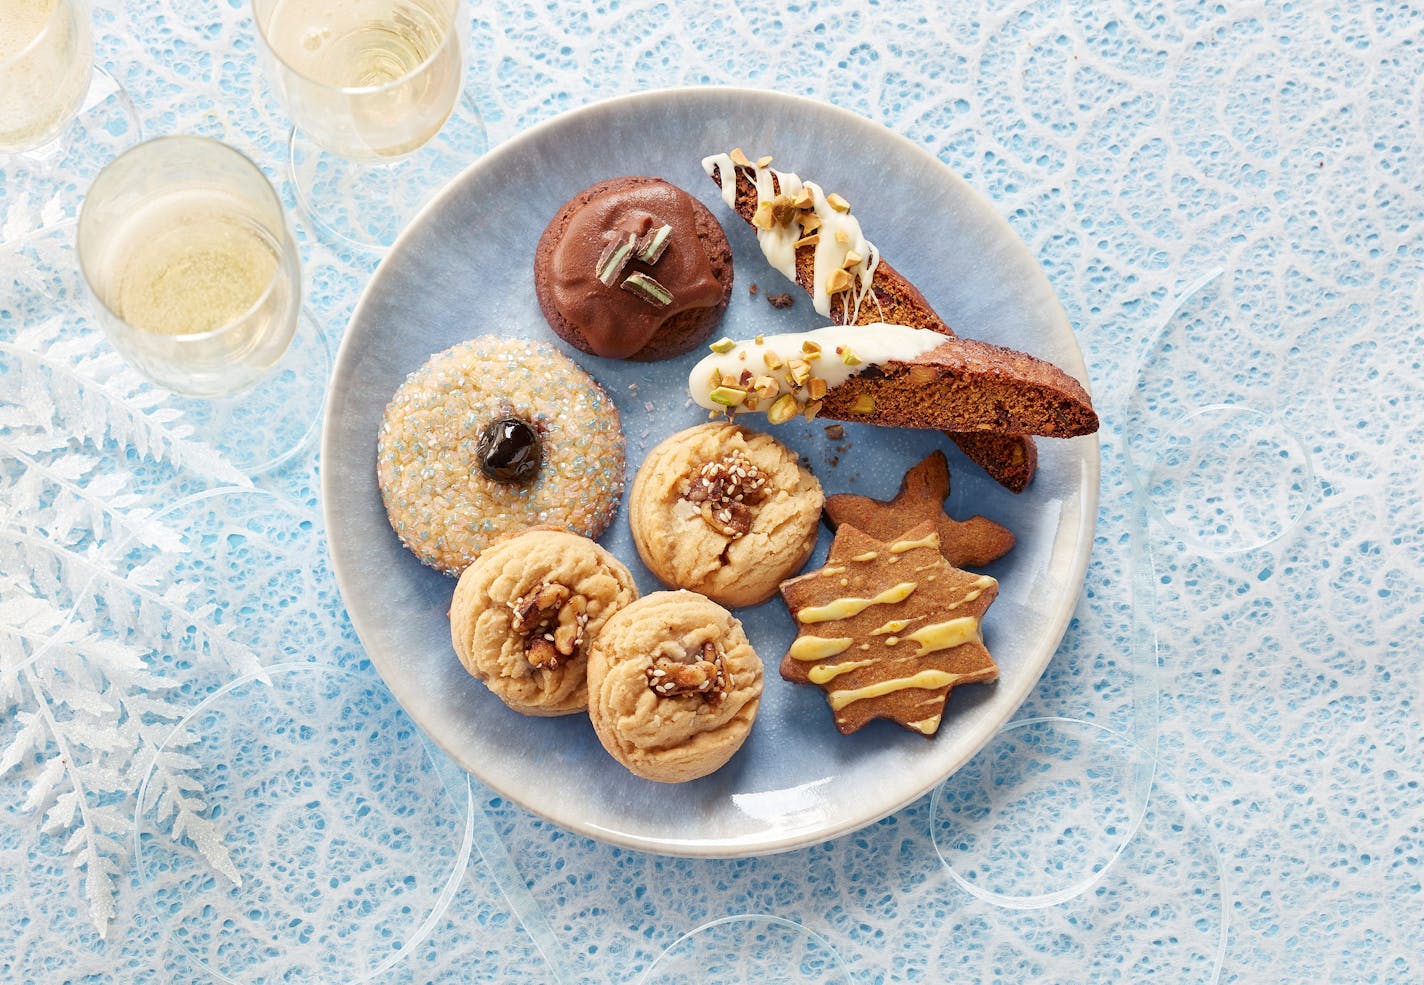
top-left (629, 422), bottom-right (823, 608)
top-left (778, 521), bottom-right (999, 736)
top-left (450, 526), bottom-right (638, 717)
top-left (824, 451), bottom-right (1015, 569)
top-left (586, 590), bottom-right (763, 783)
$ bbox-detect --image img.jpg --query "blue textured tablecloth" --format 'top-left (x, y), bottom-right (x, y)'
top-left (2, 1), bottom-right (1421, 982)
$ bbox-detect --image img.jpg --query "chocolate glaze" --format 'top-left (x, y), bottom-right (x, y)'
top-left (547, 181), bottom-right (723, 359)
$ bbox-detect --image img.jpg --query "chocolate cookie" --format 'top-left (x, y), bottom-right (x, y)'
top-left (534, 177), bottom-right (733, 361)
top-left (778, 521), bottom-right (1000, 736)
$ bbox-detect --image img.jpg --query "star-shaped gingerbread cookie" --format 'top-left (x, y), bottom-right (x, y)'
top-left (778, 520), bottom-right (999, 736)
top-left (824, 451), bottom-right (1014, 569)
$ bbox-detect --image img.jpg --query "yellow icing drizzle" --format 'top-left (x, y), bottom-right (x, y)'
top-left (807, 659), bottom-right (874, 684)
top-left (889, 532), bottom-right (940, 554)
top-left (869, 619), bottom-right (912, 636)
top-left (819, 566), bottom-right (847, 577)
top-left (796, 582), bottom-right (917, 623)
top-left (905, 617), bottom-right (983, 656)
top-left (828, 669), bottom-right (964, 711)
top-left (904, 716), bottom-right (942, 735)
top-left (850, 551), bottom-right (878, 562)
top-left (951, 576), bottom-right (998, 607)
top-left (787, 636), bottom-right (854, 662)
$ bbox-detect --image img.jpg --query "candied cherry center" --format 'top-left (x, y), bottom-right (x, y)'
top-left (477, 417), bottom-right (541, 483)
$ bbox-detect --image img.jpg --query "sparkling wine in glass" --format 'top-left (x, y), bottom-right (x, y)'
top-left (0, 0), bottom-right (93, 153)
top-left (1, 0), bottom-right (139, 236)
top-left (76, 136), bottom-right (330, 476)
top-left (251, 0), bottom-right (487, 249)
top-left (77, 136), bottom-right (302, 398)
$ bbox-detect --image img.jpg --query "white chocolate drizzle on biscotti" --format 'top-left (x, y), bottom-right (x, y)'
top-left (702, 150), bottom-right (881, 321)
top-left (687, 324), bottom-right (946, 419)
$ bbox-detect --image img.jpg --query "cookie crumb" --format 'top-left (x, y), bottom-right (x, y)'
top-left (749, 283), bottom-right (759, 295)
top-left (824, 424), bottom-right (845, 440)
top-left (767, 292), bottom-right (793, 309)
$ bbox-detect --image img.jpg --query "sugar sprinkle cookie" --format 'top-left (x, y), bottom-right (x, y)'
top-left (377, 336), bottom-right (625, 575)
top-left (629, 422), bottom-right (823, 609)
top-left (450, 526), bottom-right (638, 716)
top-left (586, 590), bottom-right (762, 782)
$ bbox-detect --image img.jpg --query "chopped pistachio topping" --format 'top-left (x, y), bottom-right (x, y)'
top-left (636, 223), bottom-right (673, 263)
top-left (792, 187), bottom-right (815, 209)
top-left (834, 229), bottom-right (850, 245)
top-left (802, 399), bottom-right (824, 421)
top-left (794, 233), bottom-right (821, 250)
top-left (787, 358), bottom-right (812, 386)
top-left (838, 345), bottom-right (863, 366)
top-left (756, 154), bottom-right (773, 168)
top-left (801, 339), bottom-right (822, 355)
top-left (752, 200), bottom-right (776, 230)
top-left (850, 394), bottom-right (876, 414)
top-left (763, 349), bottom-right (784, 370)
top-left (771, 195), bottom-right (799, 226)
top-left (595, 232), bottom-right (638, 286)
top-left (766, 393), bottom-right (800, 424)
top-left (729, 147), bottom-right (753, 168)
top-left (708, 385), bottom-right (748, 407)
top-left (709, 337), bottom-right (736, 354)
top-left (826, 192), bottom-right (851, 212)
top-left (843, 249), bottom-right (864, 268)
top-left (797, 212), bottom-right (822, 232)
top-left (621, 271), bottom-right (673, 308)
top-left (807, 377), bottom-right (828, 401)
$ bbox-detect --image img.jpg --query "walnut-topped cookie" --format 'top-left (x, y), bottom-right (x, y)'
top-left (629, 422), bottom-right (824, 608)
top-left (779, 521), bottom-right (1000, 736)
top-left (586, 590), bottom-right (763, 782)
top-left (450, 526), bottom-right (638, 716)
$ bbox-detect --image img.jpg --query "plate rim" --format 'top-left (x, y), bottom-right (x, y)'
top-left (321, 84), bottom-right (1101, 857)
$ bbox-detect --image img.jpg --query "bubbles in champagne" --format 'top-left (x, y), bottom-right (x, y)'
top-left (0, 0), bottom-right (93, 152)
top-left (0, 0), bottom-right (53, 59)
top-left (114, 211), bottom-right (280, 337)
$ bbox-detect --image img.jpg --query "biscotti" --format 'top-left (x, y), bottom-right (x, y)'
top-left (688, 325), bottom-right (1099, 438)
top-left (702, 150), bottom-right (1045, 490)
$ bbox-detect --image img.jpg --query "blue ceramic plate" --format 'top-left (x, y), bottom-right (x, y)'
top-left (322, 87), bottom-right (1098, 856)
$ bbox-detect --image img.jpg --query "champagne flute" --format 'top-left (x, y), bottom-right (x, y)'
top-left (77, 136), bottom-right (330, 474)
top-left (0, 0), bottom-right (139, 232)
top-left (250, 0), bottom-right (487, 250)
top-left (0, 0), bottom-right (92, 153)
